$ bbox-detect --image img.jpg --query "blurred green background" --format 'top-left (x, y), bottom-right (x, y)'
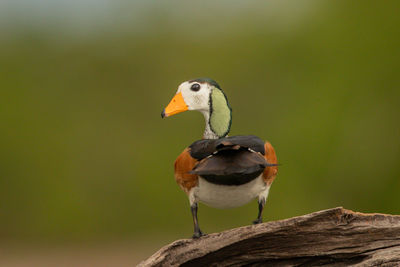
top-left (1, 0), bottom-right (399, 265)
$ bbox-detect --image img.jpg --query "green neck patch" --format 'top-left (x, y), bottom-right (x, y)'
top-left (209, 88), bottom-right (232, 138)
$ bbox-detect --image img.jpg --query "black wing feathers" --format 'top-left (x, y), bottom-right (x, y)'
top-left (188, 135), bottom-right (270, 186)
top-left (189, 135), bottom-right (265, 160)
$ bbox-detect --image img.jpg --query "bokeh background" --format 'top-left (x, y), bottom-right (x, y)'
top-left (1, 0), bottom-right (399, 265)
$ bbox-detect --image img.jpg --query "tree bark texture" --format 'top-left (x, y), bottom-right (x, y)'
top-left (139, 207), bottom-right (400, 267)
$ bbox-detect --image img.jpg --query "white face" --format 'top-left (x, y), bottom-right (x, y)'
top-left (177, 81), bottom-right (212, 113)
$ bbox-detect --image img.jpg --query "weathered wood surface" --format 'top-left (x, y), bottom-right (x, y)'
top-left (139, 207), bottom-right (400, 267)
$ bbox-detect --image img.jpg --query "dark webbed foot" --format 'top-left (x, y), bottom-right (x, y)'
top-left (192, 230), bottom-right (205, 239)
top-left (252, 218), bottom-right (263, 225)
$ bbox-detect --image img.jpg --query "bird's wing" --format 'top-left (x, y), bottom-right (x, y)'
top-left (174, 148), bottom-right (199, 193)
top-left (175, 138), bottom-right (278, 188)
top-left (190, 149), bottom-right (267, 185)
top-left (189, 135), bottom-right (273, 186)
top-left (262, 141), bottom-right (278, 186)
top-left (189, 135), bottom-right (265, 160)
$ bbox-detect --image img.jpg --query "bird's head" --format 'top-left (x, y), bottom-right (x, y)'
top-left (162, 78), bottom-right (232, 138)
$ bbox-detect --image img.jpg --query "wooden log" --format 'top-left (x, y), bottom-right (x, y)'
top-left (139, 207), bottom-right (400, 267)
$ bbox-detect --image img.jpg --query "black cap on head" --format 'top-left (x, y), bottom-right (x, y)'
top-left (189, 78), bottom-right (221, 90)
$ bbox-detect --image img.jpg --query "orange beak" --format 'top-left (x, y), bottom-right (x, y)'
top-left (161, 92), bottom-right (188, 118)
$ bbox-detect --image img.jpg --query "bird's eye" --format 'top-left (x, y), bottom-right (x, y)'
top-left (191, 83), bottom-right (201, 92)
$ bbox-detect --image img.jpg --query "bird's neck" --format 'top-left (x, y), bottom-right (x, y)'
top-left (201, 107), bottom-right (231, 140)
top-left (202, 111), bottom-right (221, 139)
top-left (201, 88), bottom-right (232, 139)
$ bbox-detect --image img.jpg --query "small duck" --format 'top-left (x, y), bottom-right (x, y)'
top-left (162, 78), bottom-right (278, 238)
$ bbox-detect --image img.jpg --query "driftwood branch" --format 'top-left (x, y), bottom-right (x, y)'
top-left (139, 207), bottom-right (400, 266)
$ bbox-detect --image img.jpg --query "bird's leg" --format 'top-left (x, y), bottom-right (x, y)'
top-left (253, 186), bottom-right (270, 224)
top-left (191, 202), bottom-right (204, 238)
top-left (252, 198), bottom-right (266, 224)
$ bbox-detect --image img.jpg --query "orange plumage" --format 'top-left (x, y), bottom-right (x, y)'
top-left (263, 141), bottom-right (278, 186)
top-left (174, 148), bottom-right (198, 193)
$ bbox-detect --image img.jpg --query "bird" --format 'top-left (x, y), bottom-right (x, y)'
top-left (161, 78), bottom-right (278, 238)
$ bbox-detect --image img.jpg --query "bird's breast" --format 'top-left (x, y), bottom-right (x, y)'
top-left (193, 175), bottom-right (268, 209)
